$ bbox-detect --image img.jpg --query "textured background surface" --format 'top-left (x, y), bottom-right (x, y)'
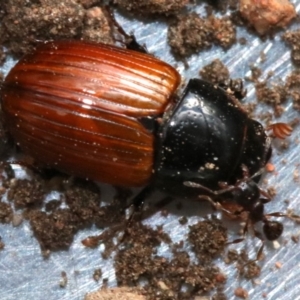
top-left (1, 1), bottom-right (300, 299)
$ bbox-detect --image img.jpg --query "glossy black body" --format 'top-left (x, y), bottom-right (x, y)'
top-left (154, 79), bottom-right (270, 197)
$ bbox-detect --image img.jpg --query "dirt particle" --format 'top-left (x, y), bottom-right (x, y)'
top-left (114, 221), bottom-right (222, 299)
top-left (200, 59), bottom-right (230, 85)
top-left (234, 287), bottom-right (248, 299)
top-left (114, 0), bottom-right (188, 15)
top-left (0, 201), bottom-right (13, 223)
top-left (59, 271), bottom-right (68, 288)
top-left (93, 268), bottom-right (102, 282)
top-left (265, 163), bottom-right (275, 173)
top-left (255, 81), bottom-right (288, 117)
top-left (85, 287), bottom-right (146, 300)
top-left (12, 213), bottom-right (23, 227)
top-left (0, 236), bottom-right (4, 250)
top-left (188, 217), bottom-right (227, 262)
top-left (82, 7), bottom-right (114, 44)
top-left (291, 234), bottom-right (299, 243)
top-left (283, 30), bottom-right (300, 66)
top-left (65, 179), bottom-right (102, 228)
top-left (168, 13), bottom-right (236, 57)
top-left (239, 0), bottom-right (296, 35)
top-left (0, 0), bottom-right (115, 57)
top-left (178, 216), bottom-right (188, 225)
top-left (241, 261), bottom-right (261, 279)
top-left (225, 249), bottom-right (239, 264)
top-left (7, 178), bottom-right (45, 209)
top-left (168, 13), bottom-right (213, 57)
top-left (285, 70), bottom-right (300, 110)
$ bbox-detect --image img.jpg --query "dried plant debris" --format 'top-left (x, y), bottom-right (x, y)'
top-left (65, 180), bottom-right (102, 227)
top-left (85, 287), bottom-right (147, 300)
top-left (168, 13), bottom-right (236, 57)
top-left (240, 261), bottom-right (261, 279)
top-left (239, 0), bottom-right (296, 35)
top-left (246, 65), bottom-right (288, 116)
top-left (94, 204), bottom-right (125, 229)
top-left (244, 66), bottom-right (292, 116)
top-left (226, 249), bottom-right (261, 279)
top-left (209, 15), bottom-right (236, 48)
top-left (168, 13), bottom-right (213, 56)
top-left (255, 81), bottom-right (288, 116)
top-left (285, 70), bottom-right (300, 110)
top-left (206, 0), bottom-right (239, 13)
top-left (45, 200), bottom-right (62, 212)
top-left (114, 0), bottom-right (188, 15)
top-left (188, 217), bottom-right (227, 262)
top-left (1, 173), bottom-right (129, 252)
top-left (200, 59), bottom-right (230, 85)
top-left (7, 178), bottom-right (46, 209)
top-left (283, 30), bottom-right (300, 66)
top-left (27, 209), bottom-right (80, 251)
top-left (0, 201), bottom-right (13, 223)
top-left (0, 0), bottom-right (114, 56)
top-left (82, 6), bottom-right (115, 44)
top-left (0, 47), bottom-right (5, 65)
top-left (114, 221), bottom-right (225, 300)
top-left (225, 249), bottom-right (239, 264)
top-left (115, 220), bottom-right (226, 300)
top-left (246, 66), bottom-right (263, 83)
top-left (212, 290), bottom-right (228, 300)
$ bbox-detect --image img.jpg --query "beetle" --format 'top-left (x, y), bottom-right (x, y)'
top-left (0, 40), bottom-right (283, 240)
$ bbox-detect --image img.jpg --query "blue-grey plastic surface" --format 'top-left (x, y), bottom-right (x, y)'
top-left (1, 1), bottom-right (300, 299)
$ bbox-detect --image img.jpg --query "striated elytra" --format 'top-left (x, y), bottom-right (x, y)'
top-left (1, 41), bottom-right (180, 186)
top-left (1, 40), bottom-right (282, 240)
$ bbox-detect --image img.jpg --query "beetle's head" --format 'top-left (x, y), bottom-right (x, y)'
top-left (231, 180), bottom-right (283, 240)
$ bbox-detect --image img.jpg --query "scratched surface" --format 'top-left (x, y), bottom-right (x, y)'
top-left (1, 1), bottom-right (300, 300)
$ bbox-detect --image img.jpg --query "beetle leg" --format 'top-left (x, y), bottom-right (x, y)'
top-left (131, 185), bottom-right (155, 209)
top-left (82, 186), bottom-right (156, 247)
top-left (197, 193), bottom-right (245, 219)
top-left (227, 218), bottom-right (265, 264)
top-left (226, 217), bottom-right (249, 245)
top-left (198, 194), bottom-right (221, 210)
top-left (184, 181), bottom-right (217, 194)
top-left (232, 221), bottom-right (265, 267)
top-left (239, 241), bottom-right (265, 271)
top-left (259, 189), bottom-right (271, 203)
top-left (184, 180), bottom-right (236, 196)
top-left (104, 4), bottom-right (148, 53)
top-left (266, 211), bottom-right (300, 222)
top-left (124, 185), bottom-right (156, 226)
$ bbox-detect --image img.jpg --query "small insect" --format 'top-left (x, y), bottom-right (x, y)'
top-left (0, 40), bottom-right (287, 240)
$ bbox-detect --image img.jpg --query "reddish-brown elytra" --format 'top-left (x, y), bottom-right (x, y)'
top-left (1, 40), bottom-right (180, 186)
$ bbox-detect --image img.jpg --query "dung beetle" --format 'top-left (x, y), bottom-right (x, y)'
top-left (0, 40), bottom-right (283, 240)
